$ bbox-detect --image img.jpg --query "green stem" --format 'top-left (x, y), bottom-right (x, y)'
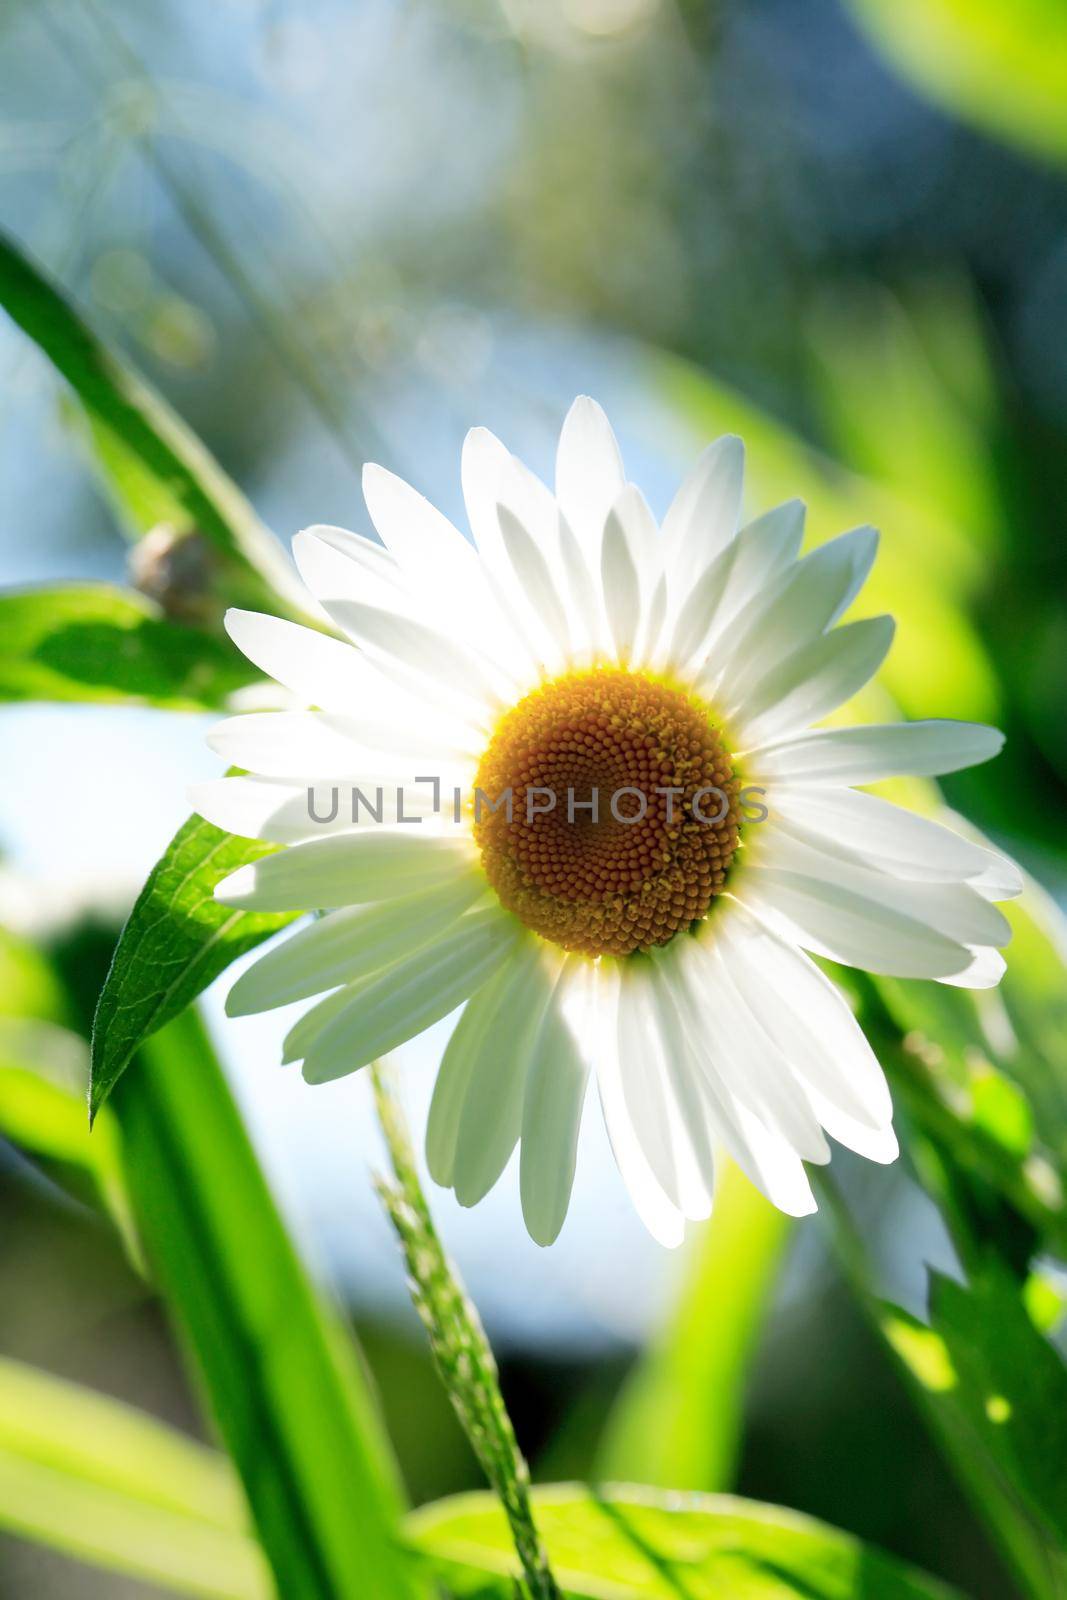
top-left (370, 1062), bottom-right (561, 1600)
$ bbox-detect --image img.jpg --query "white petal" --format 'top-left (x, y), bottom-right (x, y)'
top-left (188, 775), bottom-right (447, 844)
top-left (659, 500), bottom-right (803, 676)
top-left (451, 941), bottom-right (558, 1206)
top-left (225, 872), bottom-right (486, 1014)
top-left (460, 430), bottom-right (556, 682)
top-left (758, 828), bottom-right (1010, 946)
top-left (315, 596), bottom-right (502, 723)
top-left (299, 905), bottom-right (520, 1083)
top-left (557, 510), bottom-right (604, 661)
top-left (710, 526), bottom-right (878, 700)
top-left (224, 610), bottom-right (380, 713)
top-left (497, 504), bottom-right (572, 663)
top-left (362, 463), bottom-right (517, 674)
top-left (661, 538), bottom-right (738, 674)
top-left (282, 982), bottom-right (368, 1065)
top-left (426, 960), bottom-right (510, 1188)
top-left (735, 870), bottom-right (975, 979)
top-left (734, 616), bottom-right (895, 744)
top-left (750, 720), bottom-right (1006, 784)
top-left (593, 963), bottom-right (686, 1247)
top-left (600, 487), bottom-right (649, 662)
top-left (938, 946), bottom-right (1008, 988)
top-left (462, 427), bottom-right (513, 553)
top-left (715, 906), bottom-right (893, 1129)
top-left (617, 963), bottom-right (714, 1219)
top-left (206, 710), bottom-right (464, 779)
top-left (362, 462), bottom-right (476, 581)
top-left (661, 435), bottom-right (744, 598)
top-left (769, 787), bottom-right (998, 886)
top-left (677, 938), bottom-right (830, 1162)
top-left (519, 962), bottom-right (591, 1246)
top-left (717, 500), bottom-right (805, 619)
top-left (966, 847), bottom-right (1024, 902)
top-left (663, 945), bottom-right (818, 1216)
top-left (555, 396), bottom-right (625, 562)
top-left (214, 831), bottom-right (477, 912)
top-left (293, 525), bottom-right (407, 616)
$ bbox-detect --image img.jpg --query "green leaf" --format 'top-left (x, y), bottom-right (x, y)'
top-left (0, 227), bottom-right (308, 618)
top-left (90, 811), bottom-right (298, 1118)
top-left (596, 1161), bottom-right (790, 1492)
top-left (843, 0), bottom-right (1067, 168)
top-left (0, 1015), bottom-right (138, 1259)
top-left (407, 1485), bottom-right (960, 1599)
top-left (0, 584), bottom-right (257, 709)
top-left (114, 1005), bottom-right (420, 1600)
top-left (0, 1354), bottom-right (269, 1599)
top-left (881, 1266), bottom-right (1067, 1599)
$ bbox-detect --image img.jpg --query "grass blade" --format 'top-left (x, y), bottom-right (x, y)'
top-left (371, 1062), bottom-right (560, 1600)
top-left (0, 226), bottom-right (308, 619)
top-left (115, 1007), bottom-right (420, 1600)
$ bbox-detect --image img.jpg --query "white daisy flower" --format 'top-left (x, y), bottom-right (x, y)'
top-left (192, 397), bottom-right (1020, 1247)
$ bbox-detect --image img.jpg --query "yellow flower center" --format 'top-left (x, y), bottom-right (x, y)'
top-left (473, 668), bottom-right (740, 958)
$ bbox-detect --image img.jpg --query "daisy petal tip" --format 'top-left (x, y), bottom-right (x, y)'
top-left (213, 863), bottom-right (258, 906)
top-left (524, 1213), bottom-right (564, 1250)
top-left (223, 982), bottom-right (253, 1020)
top-left (222, 606), bottom-right (258, 646)
top-left (870, 1126), bottom-right (900, 1165)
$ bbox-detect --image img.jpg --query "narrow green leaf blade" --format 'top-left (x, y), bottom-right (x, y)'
top-left (0, 227), bottom-right (306, 616)
top-left (90, 812), bottom-right (298, 1118)
top-left (596, 1161), bottom-right (790, 1492)
top-left (0, 1356), bottom-right (268, 1599)
top-left (408, 1485), bottom-right (960, 1599)
top-left (0, 584), bottom-right (256, 709)
top-left (115, 1006), bottom-right (419, 1600)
